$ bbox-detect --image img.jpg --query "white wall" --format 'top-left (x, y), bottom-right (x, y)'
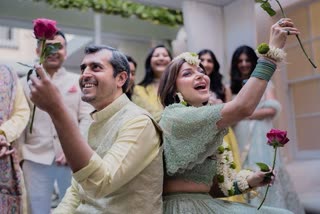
top-left (224, 0), bottom-right (257, 79)
top-left (182, 0), bottom-right (225, 73)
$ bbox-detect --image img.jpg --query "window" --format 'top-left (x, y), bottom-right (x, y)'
top-left (285, 1), bottom-right (320, 158)
top-left (0, 26), bottom-right (18, 48)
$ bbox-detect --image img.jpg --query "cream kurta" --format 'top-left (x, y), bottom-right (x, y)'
top-left (19, 68), bottom-right (93, 165)
top-left (54, 94), bottom-right (163, 214)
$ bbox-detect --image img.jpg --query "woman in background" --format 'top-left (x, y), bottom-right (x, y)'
top-left (0, 65), bottom-right (30, 213)
top-left (132, 45), bottom-right (172, 122)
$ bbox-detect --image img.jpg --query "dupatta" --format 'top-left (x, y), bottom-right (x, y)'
top-left (0, 65), bottom-right (23, 213)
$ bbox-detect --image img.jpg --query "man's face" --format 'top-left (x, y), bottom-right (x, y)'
top-left (79, 49), bottom-right (126, 110)
top-left (37, 35), bottom-right (67, 70)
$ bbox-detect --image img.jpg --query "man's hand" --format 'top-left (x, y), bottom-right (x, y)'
top-left (0, 135), bottom-right (14, 158)
top-left (29, 65), bottom-right (63, 115)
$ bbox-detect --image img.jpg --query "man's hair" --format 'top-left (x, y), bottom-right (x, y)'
top-left (37, 30), bottom-right (67, 47)
top-left (125, 55), bottom-right (137, 69)
top-left (84, 45), bottom-right (130, 92)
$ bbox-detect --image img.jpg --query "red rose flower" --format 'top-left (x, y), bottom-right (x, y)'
top-left (33, 18), bottom-right (58, 40)
top-left (266, 129), bottom-right (289, 147)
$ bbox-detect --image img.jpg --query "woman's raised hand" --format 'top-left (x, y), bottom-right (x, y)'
top-left (269, 18), bottom-right (300, 49)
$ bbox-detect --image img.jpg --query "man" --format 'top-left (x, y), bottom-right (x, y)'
top-left (29, 45), bottom-right (163, 213)
top-left (125, 55), bottom-right (137, 100)
top-left (19, 31), bottom-right (92, 214)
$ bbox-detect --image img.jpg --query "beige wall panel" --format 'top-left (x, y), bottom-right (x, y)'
top-left (286, 44), bottom-right (313, 80)
top-left (295, 116), bottom-right (320, 150)
top-left (291, 79), bottom-right (320, 115)
top-left (310, 1), bottom-right (320, 38)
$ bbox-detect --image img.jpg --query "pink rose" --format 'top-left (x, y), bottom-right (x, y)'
top-left (266, 129), bottom-right (289, 147)
top-left (33, 18), bottom-right (58, 40)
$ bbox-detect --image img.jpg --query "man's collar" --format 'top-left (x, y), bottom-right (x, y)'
top-left (51, 67), bottom-right (66, 78)
top-left (91, 94), bottom-right (130, 122)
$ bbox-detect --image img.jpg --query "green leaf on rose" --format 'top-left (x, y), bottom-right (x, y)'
top-left (255, 0), bottom-right (276, 16)
top-left (43, 43), bottom-right (62, 58)
top-left (256, 162), bottom-right (269, 172)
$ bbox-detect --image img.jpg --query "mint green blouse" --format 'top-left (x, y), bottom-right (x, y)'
top-left (159, 103), bottom-right (228, 186)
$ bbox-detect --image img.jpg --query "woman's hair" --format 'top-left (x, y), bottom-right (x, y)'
top-left (198, 49), bottom-right (226, 102)
top-left (139, 44), bottom-right (172, 87)
top-left (230, 45), bottom-right (258, 94)
top-left (158, 58), bottom-right (206, 107)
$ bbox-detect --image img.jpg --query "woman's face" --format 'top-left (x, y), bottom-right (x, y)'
top-left (237, 53), bottom-right (252, 78)
top-left (176, 62), bottom-right (210, 107)
top-left (199, 53), bottom-right (214, 76)
top-left (150, 47), bottom-right (171, 78)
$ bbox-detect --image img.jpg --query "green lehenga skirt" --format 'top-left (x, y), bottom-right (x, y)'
top-left (163, 193), bottom-right (293, 214)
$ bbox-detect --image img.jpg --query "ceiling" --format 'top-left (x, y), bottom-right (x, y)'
top-left (132, 0), bottom-right (237, 9)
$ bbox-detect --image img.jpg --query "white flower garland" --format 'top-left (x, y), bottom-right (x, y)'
top-left (216, 141), bottom-right (237, 196)
top-left (236, 169), bottom-right (254, 193)
top-left (256, 46), bottom-right (287, 62)
top-left (174, 52), bottom-right (201, 66)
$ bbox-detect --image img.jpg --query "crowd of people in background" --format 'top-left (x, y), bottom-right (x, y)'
top-left (0, 18), bottom-right (307, 214)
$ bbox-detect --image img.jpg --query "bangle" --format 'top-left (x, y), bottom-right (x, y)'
top-left (236, 170), bottom-right (254, 193)
top-left (256, 43), bottom-right (286, 62)
top-left (250, 58), bottom-right (276, 81)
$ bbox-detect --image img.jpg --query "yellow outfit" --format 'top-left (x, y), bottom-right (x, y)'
top-left (222, 127), bottom-right (244, 203)
top-left (132, 84), bottom-right (163, 122)
top-left (54, 94), bottom-right (163, 214)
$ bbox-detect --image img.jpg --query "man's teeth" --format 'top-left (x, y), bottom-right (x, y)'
top-left (84, 83), bottom-right (95, 88)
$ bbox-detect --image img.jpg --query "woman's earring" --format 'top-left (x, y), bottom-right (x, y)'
top-left (176, 92), bottom-right (187, 106)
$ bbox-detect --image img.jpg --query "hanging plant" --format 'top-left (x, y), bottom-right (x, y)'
top-left (32, 0), bottom-right (183, 27)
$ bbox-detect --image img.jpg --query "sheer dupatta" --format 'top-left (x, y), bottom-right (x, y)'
top-left (0, 65), bottom-right (23, 213)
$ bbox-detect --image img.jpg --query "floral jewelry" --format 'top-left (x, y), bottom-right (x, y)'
top-left (216, 141), bottom-right (237, 196)
top-left (235, 169), bottom-right (254, 193)
top-left (174, 52), bottom-right (201, 66)
top-left (176, 92), bottom-right (187, 106)
top-left (256, 42), bottom-right (286, 62)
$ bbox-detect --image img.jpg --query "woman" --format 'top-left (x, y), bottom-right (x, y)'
top-left (132, 45), bottom-right (172, 122)
top-left (0, 65), bottom-right (30, 213)
top-left (125, 55), bottom-right (137, 100)
top-left (198, 49), bottom-right (232, 103)
top-left (230, 46), bottom-right (305, 213)
top-left (199, 49), bottom-right (243, 203)
top-left (158, 19), bottom-right (298, 213)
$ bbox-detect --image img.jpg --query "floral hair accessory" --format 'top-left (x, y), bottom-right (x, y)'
top-left (174, 52), bottom-right (201, 66)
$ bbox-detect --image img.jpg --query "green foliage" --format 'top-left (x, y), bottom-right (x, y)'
top-left (256, 162), bottom-right (269, 172)
top-left (32, 0), bottom-right (183, 26)
top-left (255, 0), bottom-right (276, 16)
